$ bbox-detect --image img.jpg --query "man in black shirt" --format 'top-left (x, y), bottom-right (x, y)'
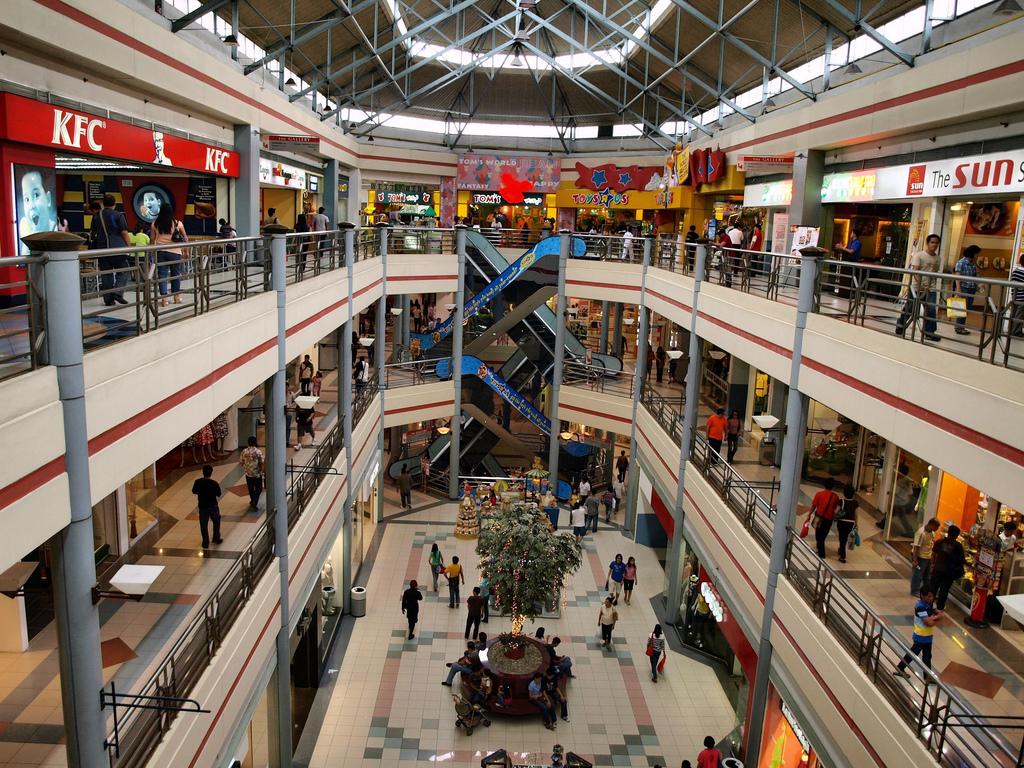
top-left (615, 450), bottom-right (629, 484)
top-left (191, 464), bottom-right (222, 548)
top-left (401, 579), bottom-right (423, 639)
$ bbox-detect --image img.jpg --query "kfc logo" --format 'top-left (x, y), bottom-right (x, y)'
top-left (51, 110), bottom-right (105, 152)
top-left (906, 164), bottom-right (926, 196)
top-left (205, 148), bottom-right (231, 175)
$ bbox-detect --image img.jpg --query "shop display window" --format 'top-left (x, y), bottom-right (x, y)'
top-left (886, 449), bottom-right (930, 541)
top-left (801, 402), bottom-right (860, 487)
top-left (941, 199), bottom-right (1021, 276)
top-left (757, 687), bottom-right (825, 768)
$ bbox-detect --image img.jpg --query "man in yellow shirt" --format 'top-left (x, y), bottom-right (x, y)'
top-left (445, 555), bottom-right (465, 608)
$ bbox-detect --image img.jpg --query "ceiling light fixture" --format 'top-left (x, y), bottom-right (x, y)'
top-left (844, 61), bottom-right (863, 75)
top-left (284, 76), bottom-right (297, 88)
top-left (221, 34), bottom-right (238, 48)
top-left (764, 96), bottom-right (777, 109)
top-left (994, 0), bottom-right (1023, 14)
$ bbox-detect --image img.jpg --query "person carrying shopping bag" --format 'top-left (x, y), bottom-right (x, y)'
top-left (646, 624), bottom-right (666, 682)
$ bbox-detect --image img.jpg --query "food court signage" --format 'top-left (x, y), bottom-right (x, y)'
top-left (0, 93), bottom-right (240, 177)
top-left (821, 150), bottom-right (1024, 202)
top-left (259, 158), bottom-right (306, 189)
top-left (471, 191), bottom-right (544, 206)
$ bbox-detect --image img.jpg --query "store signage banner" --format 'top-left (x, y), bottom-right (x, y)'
top-left (376, 191), bottom-right (431, 205)
top-left (743, 180), bottom-right (793, 207)
top-left (0, 93), bottom-right (240, 177)
top-left (263, 134), bottom-right (321, 153)
top-left (471, 190), bottom-right (543, 206)
top-left (259, 157), bottom-right (306, 189)
top-left (737, 154), bottom-right (793, 174)
top-left (573, 161), bottom-right (660, 192)
top-left (822, 150), bottom-right (1024, 202)
top-left (457, 154), bottom-right (560, 192)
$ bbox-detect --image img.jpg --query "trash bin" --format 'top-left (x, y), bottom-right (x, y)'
top-left (759, 436), bottom-right (777, 466)
top-left (350, 586), bottom-right (366, 617)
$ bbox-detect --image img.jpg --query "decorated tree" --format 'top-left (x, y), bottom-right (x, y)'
top-left (476, 502), bottom-right (583, 636)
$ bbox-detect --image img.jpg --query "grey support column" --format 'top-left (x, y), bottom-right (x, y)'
top-left (323, 159), bottom-right (339, 228)
top-left (263, 224), bottom-right (293, 766)
top-left (786, 150), bottom-right (825, 250)
top-left (233, 125), bottom-right (261, 237)
top-left (665, 244), bottom-right (709, 624)
top-left (341, 227), bottom-right (355, 613)
top-left (546, 231), bottom-right (571, 485)
top-left (612, 302), bottom-right (624, 358)
top-left (401, 294), bottom-right (411, 350)
top-left (449, 226), bottom-right (467, 499)
top-left (376, 227), bottom-right (388, 523)
top-left (346, 167), bottom-right (363, 226)
top-left (27, 233), bottom-right (106, 768)
top-left (745, 246), bottom-right (823, 760)
top-left (623, 238), bottom-right (652, 537)
top-left (599, 300), bottom-right (610, 354)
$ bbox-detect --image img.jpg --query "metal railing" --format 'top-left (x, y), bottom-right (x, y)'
top-left (355, 227), bottom-right (379, 262)
top-left (0, 253), bottom-right (44, 381)
top-left (568, 232), bottom-right (646, 263)
top-left (684, 429), bottom-right (1021, 767)
top-left (563, 359), bottom-right (634, 396)
top-left (639, 384), bottom-right (685, 444)
top-left (352, 370), bottom-right (379, 426)
top-left (816, 258), bottom-right (1024, 371)
top-left (383, 356), bottom-right (448, 389)
top-left (284, 230), bottom-right (346, 283)
top-left (387, 226), bottom-right (455, 255)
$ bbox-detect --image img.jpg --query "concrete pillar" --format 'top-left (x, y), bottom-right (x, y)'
top-left (323, 159), bottom-right (339, 229)
top-left (726, 358), bottom-right (751, 419)
top-left (768, 380), bottom-right (788, 466)
top-left (233, 125), bottom-right (261, 237)
top-left (623, 238), bottom-right (652, 536)
top-left (25, 232), bottom-right (106, 768)
top-left (449, 226), bottom-right (467, 499)
top-left (612, 302), bottom-right (624, 357)
top-left (346, 167), bottom-right (363, 226)
top-left (546, 232), bottom-right (571, 486)
top-left (262, 224), bottom-right (293, 766)
top-left (401, 294), bottom-right (411, 350)
top-left (340, 227), bottom-right (355, 613)
top-left (786, 150), bottom-right (826, 253)
top-left (665, 243), bottom-right (708, 624)
top-left (376, 227), bottom-right (388, 523)
top-left (746, 247), bottom-right (823, 760)
top-left (599, 300), bottom-right (610, 354)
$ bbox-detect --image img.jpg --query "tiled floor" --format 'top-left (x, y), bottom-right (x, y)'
top-left (0, 380), bottom-right (340, 768)
top-left (302, 499), bottom-right (738, 768)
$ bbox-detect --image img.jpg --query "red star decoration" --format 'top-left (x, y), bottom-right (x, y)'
top-left (499, 172), bottom-right (532, 203)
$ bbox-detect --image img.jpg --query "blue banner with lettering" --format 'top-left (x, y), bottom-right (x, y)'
top-left (413, 235), bottom-right (585, 351)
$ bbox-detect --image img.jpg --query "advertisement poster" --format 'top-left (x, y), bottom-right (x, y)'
top-left (14, 164), bottom-right (58, 255)
top-left (457, 154), bottom-right (560, 192)
top-left (131, 183), bottom-right (174, 224)
top-left (770, 212), bottom-right (789, 252)
top-left (188, 177), bottom-right (218, 234)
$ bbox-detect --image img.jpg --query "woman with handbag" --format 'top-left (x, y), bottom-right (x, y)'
top-left (597, 596), bottom-right (618, 649)
top-left (428, 542), bottom-right (444, 591)
top-left (836, 484), bottom-right (859, 563)
top-left (150, 207), bottom-right (187, 306)
top-left (646, 624), bottom-right (665, 683)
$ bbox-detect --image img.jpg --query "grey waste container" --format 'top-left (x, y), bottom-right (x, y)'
top-left (759, 436), bottom-right (777, 466)
top-left (350, 586), bottom-right (366, 617)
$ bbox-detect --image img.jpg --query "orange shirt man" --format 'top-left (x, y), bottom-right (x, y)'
top-left (705, 407), bottom-right (728, 462)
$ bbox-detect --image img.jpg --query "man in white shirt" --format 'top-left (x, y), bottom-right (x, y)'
top-left (571, 504), bottom-right (587, 542)
top-left (578, 477), bottom-right (591, 504)
top-left (313, 206), bottom-right (330, 231)
top-left (896, 233), bottom-right (942, 341)
top-left (621, 227), bottom-right (634, 260)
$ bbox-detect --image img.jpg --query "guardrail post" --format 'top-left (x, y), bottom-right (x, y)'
top-left (612, 301), bottom-right (624, 357)
top-left (376, 225), bottom-right (388, 522)
top-left (599, 300), bottom-right (610, 354)
top-left (547, 231), bottom-right (571, 488)
top-left (24, 233), bottom-right (107, 768)
top-left (665, 242), bottom-right (708, 625)
top-left (341, 225), bottom-right (355, 613)
top-left (262, 223), bottom-right (293, 765)
top-left (449, 226), bottom-right (467, 499)
top-left (623, 237), bottom-right (652, 538)
top-left (746, 245), bottom-right (823, 761)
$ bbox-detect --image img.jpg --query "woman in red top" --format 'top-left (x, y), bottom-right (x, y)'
top-left (808, 477), bottom-right (841, 559)
top-left (697, 735), bottom-right (723, 768)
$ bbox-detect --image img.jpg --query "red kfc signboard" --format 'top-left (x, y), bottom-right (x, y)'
top-left (0, 93), bottom-right (239, 177)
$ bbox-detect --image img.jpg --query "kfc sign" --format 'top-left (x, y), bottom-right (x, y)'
top-left (0, 93), bottom-right (239, 177)
top-left (51, 111), bottom-right (105, 152)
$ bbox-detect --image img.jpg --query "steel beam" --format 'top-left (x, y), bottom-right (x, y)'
top-left (817, 0), bottom-right (915, 66)
top-left (243, 5), bottom-right (374, 75)
top-left (171, 0), bottom-right (233, 32)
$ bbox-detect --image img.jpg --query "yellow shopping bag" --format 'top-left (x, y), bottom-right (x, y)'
top-left (946, 296), bottom-right (967, 319)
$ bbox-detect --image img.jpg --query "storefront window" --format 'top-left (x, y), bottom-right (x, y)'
top-left (758, 687), bottom-right (827, 768)
top-left (802, 402), bottom-right (860, 487)
top-left (941, 199), bottom-right (1021, 276)
top-left (887, 449), bottom-right (930, 541)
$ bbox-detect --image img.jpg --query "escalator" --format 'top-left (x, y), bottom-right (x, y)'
top-left (390, 232), bottom-right (617, 494)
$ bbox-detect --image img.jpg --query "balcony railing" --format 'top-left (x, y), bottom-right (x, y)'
top-left (387, 226), bottom-right (455, 255)
top-left (683, 430), bottom-right (1021, 768)
top-left (383, 356), bottom-right (448, 389)
top-left (0, 253), bottom-right (44, 380)
top-left (352, 370), bottom-right (379, 426)
top-left (563, 359), bottom-right (634, 397)
top-left (639, 384), bottom-right (685, 444)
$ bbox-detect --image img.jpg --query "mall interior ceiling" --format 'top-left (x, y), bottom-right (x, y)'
top-left (173, 0), bottom-right (926, 149)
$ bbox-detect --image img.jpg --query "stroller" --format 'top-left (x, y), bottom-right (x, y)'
top-left (452, 693), bottom-right (491, 736)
